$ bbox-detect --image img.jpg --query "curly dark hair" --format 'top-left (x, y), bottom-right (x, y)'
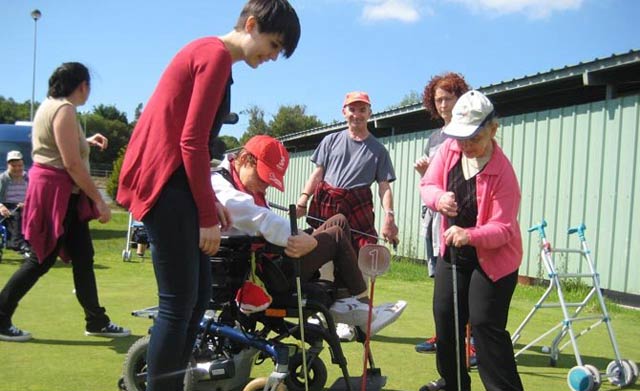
top-left (422, 72), bottom-right (470, 121)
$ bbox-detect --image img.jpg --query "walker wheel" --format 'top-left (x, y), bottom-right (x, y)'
top-left (623, 359), bottom-right (638, 385)
top-left (584, 365), bottom-right (601, 391)
top-left (606, 359), bottom-right (635, 387)
top-left (567, 366), bottom-right (596, 391)
top-left (122, 249), bottom-right (131, 262)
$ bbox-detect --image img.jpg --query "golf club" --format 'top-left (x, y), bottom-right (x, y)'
top-left (268, 202), bottom-right (398, 250)
top-left (357, 244), bottom-right (391, 391)
top-left (447, 216), bottom-right (463, 391)
top-left (288, 204), bottom-right (309, 391)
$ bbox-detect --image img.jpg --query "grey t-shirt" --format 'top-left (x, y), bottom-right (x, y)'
top-left (312, 130), bottom-right (396, 189)
top-left (424, 128), bottom-right (447, 158)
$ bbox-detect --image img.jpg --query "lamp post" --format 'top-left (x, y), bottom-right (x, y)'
top-left (30, 9), bottom-right (42, 122)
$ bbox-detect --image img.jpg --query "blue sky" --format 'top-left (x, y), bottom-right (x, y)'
top-left (1, 0), bottom-right (638, 139)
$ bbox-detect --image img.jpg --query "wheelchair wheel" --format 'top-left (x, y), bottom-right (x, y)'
top-left (122, 335), bottom-right (197, 391)
top-left (285, 352), bottom-right (327, 391)
top-left (243, 377), bottom-right (287, 391)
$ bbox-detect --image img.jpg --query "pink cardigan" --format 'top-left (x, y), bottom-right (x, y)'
top-left (420, 138), bottom-right (522, 282)
top-left (22, 163), bottom-right (99, 263)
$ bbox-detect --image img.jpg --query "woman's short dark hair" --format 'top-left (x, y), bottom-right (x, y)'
top-left (48, 62), bottom-right (90, 98)
top-left (235, 0), bottom-right (301, 58)
top-left (422, 72), bottom-right (470, 122)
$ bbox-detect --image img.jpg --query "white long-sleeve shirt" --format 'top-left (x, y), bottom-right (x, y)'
top-left (210, 156), bottom-right (290, 247)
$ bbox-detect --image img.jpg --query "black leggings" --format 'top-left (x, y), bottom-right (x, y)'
top-left (432, 252), bottom-right (523, 391)
top-left (0, 194), bottom-right (109, 330)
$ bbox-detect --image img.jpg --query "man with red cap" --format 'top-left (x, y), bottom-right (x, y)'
top-left (210, 135), bottom-right (373, 327)
top-left (295, 92), bottom-right (402, 340)
top-left (296, 91), bottom-right (399, 251)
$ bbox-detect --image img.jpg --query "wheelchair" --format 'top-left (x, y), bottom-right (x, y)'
top-left (119, 235), bottom-right (355, 391)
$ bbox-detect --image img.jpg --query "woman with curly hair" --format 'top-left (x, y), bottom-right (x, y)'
top-left (415, 72), bottom-right (470, 359)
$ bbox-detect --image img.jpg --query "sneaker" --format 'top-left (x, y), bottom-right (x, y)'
top-left (415, 335), bottom-right (437, 353)
top-left (336, 323), bottom-right (356, 342)
top-left (329, 297), bottom-right (373, 327)
top-left (85, 322), bottom-right (131, 337)
top-left (468, 340), bottom-right (477, 367)
top-left (369, 300), bottom-right (407, 336)
top-left (0, 324), bottom-right (32, 342)
top-left (419, 378), bottom-right (445, 391)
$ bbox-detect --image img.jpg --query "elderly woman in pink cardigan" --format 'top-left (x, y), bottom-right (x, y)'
top-left (419, 90), bottom-right (524, 391)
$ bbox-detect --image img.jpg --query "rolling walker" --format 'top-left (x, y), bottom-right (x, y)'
top-left (511, 220), bottom-right (638, 391)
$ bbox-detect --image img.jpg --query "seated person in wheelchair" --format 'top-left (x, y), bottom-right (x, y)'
top-left (0, 151), bottom-right (31, 255)
top-left (211, 135), bottom-right (372, 327)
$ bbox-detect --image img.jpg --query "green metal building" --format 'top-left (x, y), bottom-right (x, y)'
top-left (266, 50), bottom-right (640, 300)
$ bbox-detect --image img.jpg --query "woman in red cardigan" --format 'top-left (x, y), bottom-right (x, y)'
top-left (117, 1), bottom-right (300, 390)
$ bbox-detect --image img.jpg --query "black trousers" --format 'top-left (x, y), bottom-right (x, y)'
top-left (432, 251), bottom-right (523, 391)
top-left (0, 195), bottom-right (109, 330)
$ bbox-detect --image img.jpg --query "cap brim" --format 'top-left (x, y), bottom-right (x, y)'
top-left (343, 99), bottom-right (370, 107)
top-left (443, 123), bottom-right (483, 140)
top-left (257, 163), bottom-right (284, 192)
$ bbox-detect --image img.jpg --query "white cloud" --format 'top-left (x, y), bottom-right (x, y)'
top-left (361, 0), bottom-right (421, 23)
top-left (447, 0), bottom-right (583, 19)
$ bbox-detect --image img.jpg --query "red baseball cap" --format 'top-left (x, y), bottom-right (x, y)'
top-left (244, 135), bottom-right (289, 192)
top-left (343, 91), bottom-right (371, 107)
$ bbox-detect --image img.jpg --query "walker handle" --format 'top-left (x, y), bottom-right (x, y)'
top-left (567, 223), bottom-right (586, 241)
top-left (527, 219), bottom-right (548, 238)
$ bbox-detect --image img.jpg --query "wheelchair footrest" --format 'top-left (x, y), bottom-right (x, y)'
top-left (329, 369), bottom-right (386, 391)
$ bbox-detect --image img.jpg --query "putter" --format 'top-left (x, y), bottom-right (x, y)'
top-left (288, 204), bottom-right (309, 391)
top-left (357, 243), bottom-right (391, 391)
top-left (447, 217), bottom-right (463, 391)
top-left (268, 201), bottom-right (398, 250)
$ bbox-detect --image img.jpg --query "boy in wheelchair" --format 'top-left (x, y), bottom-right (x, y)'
top-left (211, 135), bottom-right (374, 327)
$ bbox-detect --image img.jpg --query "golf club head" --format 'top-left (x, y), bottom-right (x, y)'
top-left (358, 244), bottom-right (391, 277)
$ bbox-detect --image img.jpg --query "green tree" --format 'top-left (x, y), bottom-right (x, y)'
top-left (269, 104), bottom-right (323, 138)
top-left (218, 135), bottom-right (240, 151)
top-left (0, 96), bottom-right (34, 123)
top-left (239, 104), bottom-right (324, 144)
top-left (134, 103), bottom-right (143, 121)
top-left (106, 146), bottom-right (126, 206)
top-left (93, 104), bottom-right (128, 124)
top-left (240, 105), bottom-right (269, 144)
top-left (386, 90), bottom-right (421, 110)
top-left (80, 111), bottom-right (132, 168)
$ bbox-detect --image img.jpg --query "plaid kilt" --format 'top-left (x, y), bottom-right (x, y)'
top-left (307, 181), bottom-right (377, 251)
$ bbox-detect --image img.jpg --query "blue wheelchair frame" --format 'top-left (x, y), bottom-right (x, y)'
top-left (119, 234), bottom-right (353, 391)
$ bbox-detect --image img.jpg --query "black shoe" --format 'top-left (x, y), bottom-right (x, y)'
top-left (85, 322), bottom-right (131, 337)
top-left (0, 324), bottom-right (32, 342)
top-left (419, 378), bottom-right (445, 391)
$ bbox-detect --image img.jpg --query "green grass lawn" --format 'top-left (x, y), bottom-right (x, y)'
top-left (0, 211), bottom-right (639, 391)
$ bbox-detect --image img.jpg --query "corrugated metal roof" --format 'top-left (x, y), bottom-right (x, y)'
top-left (278, 49), bottom-right (640, 144)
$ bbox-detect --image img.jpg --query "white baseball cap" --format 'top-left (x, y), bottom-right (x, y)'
top-left (443, 90), bottom-right (495, 139)
top-left (6, 150), bottom-right (23, 162)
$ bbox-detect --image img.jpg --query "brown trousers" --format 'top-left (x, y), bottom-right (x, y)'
top-left (299, 214), bottom-right (367, 296)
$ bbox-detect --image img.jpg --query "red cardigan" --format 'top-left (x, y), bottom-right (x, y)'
top-left (117, 37), bottom-right (230, 227)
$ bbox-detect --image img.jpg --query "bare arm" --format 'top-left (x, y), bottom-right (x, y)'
top-left (378, 180), bottom-right (399, 244)
top-left (53, 105), bottom-right (110, 223)
top-left (296, 165), bottom-right (325, 217)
